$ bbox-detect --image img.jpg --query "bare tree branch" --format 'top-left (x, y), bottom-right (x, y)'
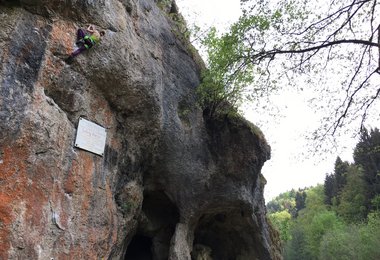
top-left (290, 0), bottom-right (371, 36)
top-left (270, 39), bottom-right (378, 56)
top-left (332, 69), bottom-right (377, 134)
top-left (378, 25), bottom-right (380, 70)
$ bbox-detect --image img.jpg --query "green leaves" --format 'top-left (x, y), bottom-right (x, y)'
top-left (197, 6), bottom-right (285, 116)
top-left (319, 213), bottom-right (380, 260)
top-left (197, 24), bottom-right (254, 117)
top-left (268, 138), bottom-right (380, 259)
top-left (269, 210), bottom-right (292, 242)
top-left (196, 0), bottom-right (304, 117)
top-left (336, 165), bottom-right (368, 222)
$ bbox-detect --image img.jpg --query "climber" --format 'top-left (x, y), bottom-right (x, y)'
top-left (66, 25), bottom-right (105, 63)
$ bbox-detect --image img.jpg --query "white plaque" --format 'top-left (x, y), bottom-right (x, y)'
top-left (74, 118), bottom-right (107, 156)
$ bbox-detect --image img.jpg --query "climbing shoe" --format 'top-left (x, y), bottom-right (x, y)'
top-left (65, 55), bottom-right (74, 64)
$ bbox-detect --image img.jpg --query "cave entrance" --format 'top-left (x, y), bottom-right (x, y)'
top-left (124, 234), bottom-right (153, 260)
top-left (125, 190), bottom-right (179, 260)
top-left (192, 210), bottom-right (269, 260)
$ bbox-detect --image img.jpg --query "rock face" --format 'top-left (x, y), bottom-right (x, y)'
top-left (0, 0), bottom-right (281, 259)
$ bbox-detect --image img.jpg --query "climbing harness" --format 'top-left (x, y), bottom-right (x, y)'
top-left (83, 35), bottom-right (95, 49)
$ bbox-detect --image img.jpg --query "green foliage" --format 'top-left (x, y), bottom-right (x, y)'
top-left (319, 224), bottom-right (361, 259)
top-left (265, 102), bottom-right (379, 260)
top-left (197, 25), bottom-right (254, 117)
top-left (196, 3), bottom-right (299, 117)
top-left (286, 186), bottom-right (337, 259)
top-left (266, 188), bottom-right (310, 219)
top-left (269, 210), bottom-right (292, 242)
top-left (334, 157), bottom-right (349, 192)
top-left (336, 165), bottom-right (368, 222)
top-left (305, 210), bottom-right (343, 258)
top-left (284, 225), bottom-right (308, 260)
top-left (157, 0), bottom-right (172, 11)
top-left (353, 128), bottom-right (380, 212)
top-left (324, 173), bottom-right (335, 205)
top-left (371, 195), bottom-right (380, 211)
top-left (295, 190), bottom-right (306, 214)
top-left (303, 185), bottom-right (326, 213)
top-left (238, 1), bottom-right (380, 254)
top-left (357, 213), bottom-right (380, 259)
top-left (319, 213), bottom-right (380, 260)
top-left (267, 189), bottom-right (296, 213)
top-left (283, 191), bottom-right (347, 259)
top-left (324, 157), bottom-right (350, 208)
top-left (197, 0), bottom-right (380, 149)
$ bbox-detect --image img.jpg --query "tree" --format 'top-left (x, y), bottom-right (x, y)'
top-left (334, 157), bottom-right (349, 192)
top-left (320, 213), bottom-right (380, 259)
top-left (323, 157), bottom-right (350, 207)
top-left (266, 190), bottom-right (297, 215)
top-left (284, 224), bottom-right (309, 260)
top-left (319, 224), bottom-right (361, 260)
top-left (353, 127), bottom-right (380, 210)
top-left (245, 0), bottom-right (380, 133)
top-left (286, 185), bottom-right (343, 259)
top-left (266, 200), bottom-right (281, 213)
top-left (197, 0), bottom-right (380, 145)
top-left (359, 212), bottom-right (380, 259)
top-left (305, 210), bottom-right (343, 258)
top-left (268, 210), bottom-right (292, 242)
top-left (295, 189), bottom-right (307, 216)
top-left (324, 173), bottom-right (336, 206)
top-left (197, 25), bottom-right (255, 118)
top-left (372, 194), bottom-right (380, 211)
top-left (336, 165), bottom-right (368, 222)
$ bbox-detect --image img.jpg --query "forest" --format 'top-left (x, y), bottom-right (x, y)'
top-left (267, 128), bottom-right (380, 259)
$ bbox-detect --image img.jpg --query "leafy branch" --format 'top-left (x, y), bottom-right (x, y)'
top-left (198, 0), bottom-right (380, 145)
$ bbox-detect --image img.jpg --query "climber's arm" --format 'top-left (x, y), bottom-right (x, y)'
top-left (87, 25), bottom-right (95, 33)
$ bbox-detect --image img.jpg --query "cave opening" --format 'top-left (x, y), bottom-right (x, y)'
top-left (124, 190), bottom-right (180, 260)
top-left (192, 210), bottom-right (268, 260)
top-left (124, 234), bottom-right (153, 260)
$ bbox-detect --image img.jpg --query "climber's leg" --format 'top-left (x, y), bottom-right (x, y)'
top-left (71, 45), bottom-right (87, 57)
top-left (77, 29), bottom-right (86, 41)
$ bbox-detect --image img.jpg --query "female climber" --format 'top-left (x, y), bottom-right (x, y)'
top-left (66, 25), bottom-right (105, 63)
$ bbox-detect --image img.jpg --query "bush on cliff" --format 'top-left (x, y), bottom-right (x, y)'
top-left (196, 24), bottom-right (256, 118)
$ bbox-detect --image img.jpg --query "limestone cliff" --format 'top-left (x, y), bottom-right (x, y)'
top-left (0, 0), bottom-right (281, 259)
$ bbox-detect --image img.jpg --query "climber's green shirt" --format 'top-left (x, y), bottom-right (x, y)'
top-left (89, 32), bottom-right (101, 44)
top-left (84, 31), bottom-right (101, 49)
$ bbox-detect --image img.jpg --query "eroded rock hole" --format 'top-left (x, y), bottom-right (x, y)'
top-left (192, 210), bottom-right (270, 260)
top-left (126, 190), bottom-right (179, 260)
top-left (124, 235), bottom-right (153, 260)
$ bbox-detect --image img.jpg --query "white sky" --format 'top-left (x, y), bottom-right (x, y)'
top-left (176, 0), bottom-right (358, 201)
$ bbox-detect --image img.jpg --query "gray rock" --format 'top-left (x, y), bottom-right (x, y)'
top-left (0, 1), bottom-right (281, 259)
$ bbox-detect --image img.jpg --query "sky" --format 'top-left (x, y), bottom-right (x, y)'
top-left (175, 0), bottom-right (358, 201)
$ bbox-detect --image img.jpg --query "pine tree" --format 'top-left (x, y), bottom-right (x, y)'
top-left (337, 165), bottom-right (368, 222)
top-left (323, 157), bottom-right (349, 207)
top-left (324, 174), bottom-right (335, 206)
top-left (353, 128), bottom-right (380, 212)
top-left (334, 157), bottom-right (348, 195)
top-left (295, 190), bottom-right (307, 216)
